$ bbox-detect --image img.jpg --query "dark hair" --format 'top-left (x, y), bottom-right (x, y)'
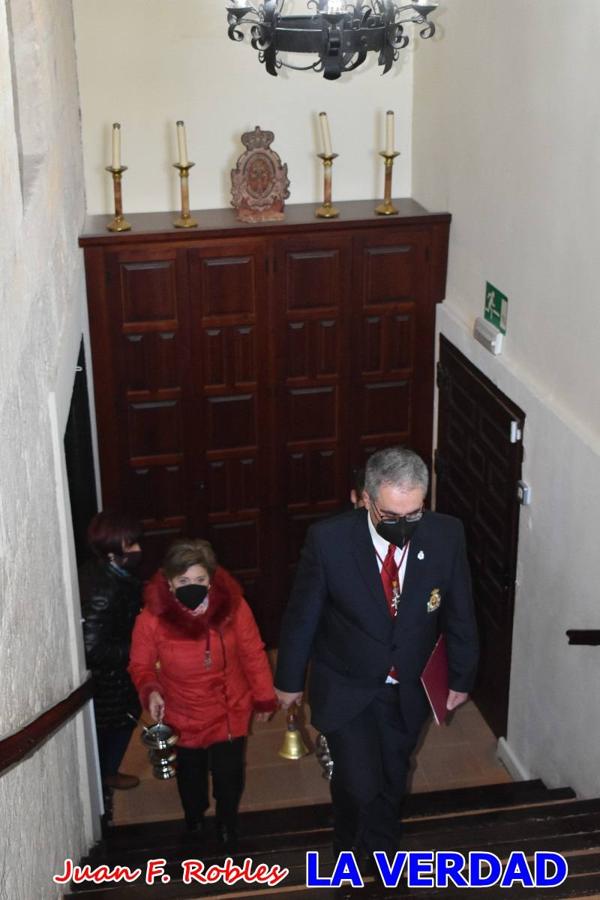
top-left (87, 511), bottom-right (143, 559)
top-left (162, 538), bottom-right (218, 580)
top-left (351, 466), bottom-right (366, 496)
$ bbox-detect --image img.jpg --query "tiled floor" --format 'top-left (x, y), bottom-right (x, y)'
top-left (113, 699), bottom-right (511, 825)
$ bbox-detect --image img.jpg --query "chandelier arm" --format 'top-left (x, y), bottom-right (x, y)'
top-left (227, 11), bottom-right (264, 43)
top-left (341, 42), bottom-right (368, 72)
top-left (250, 23), bottom-right (273, 51)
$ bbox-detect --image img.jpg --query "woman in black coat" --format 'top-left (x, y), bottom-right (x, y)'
top-left (79, 512), bottom-right (143, 790)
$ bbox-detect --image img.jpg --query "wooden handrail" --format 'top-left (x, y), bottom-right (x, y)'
top-left (0, 678), bottom-right (93, 777)
top-left (566, 630), bottom-right (600, 646)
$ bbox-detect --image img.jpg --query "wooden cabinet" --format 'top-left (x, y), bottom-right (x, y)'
top-left (80, 199), bottom-right (450, 643)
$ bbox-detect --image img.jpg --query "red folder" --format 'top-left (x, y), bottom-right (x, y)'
top-left (420, 634), bottom-right (449, 725)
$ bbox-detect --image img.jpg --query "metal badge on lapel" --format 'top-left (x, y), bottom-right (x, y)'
top-left (427, 588), bottom-right (442, 613)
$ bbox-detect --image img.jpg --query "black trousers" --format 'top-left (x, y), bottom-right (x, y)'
top-left (324, 682), bottom-right (429, 858)
top-left (175, 738), bottom-right (246, 828)
top-left (96, 722), bottom-right (136, 780)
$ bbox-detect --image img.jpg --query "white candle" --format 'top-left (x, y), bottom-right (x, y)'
top-left (112, 123), bottom-right (121, 169)
top-left (176, 120), bottom-right (189, 167)
top-left (319, 111), bottom-right (333, 157)
top-left (385, 110), bottom-right (395, 155)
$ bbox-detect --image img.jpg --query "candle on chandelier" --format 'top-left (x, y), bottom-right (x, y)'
top-left (319, 111), bottom-right (333, 157)
top-left (111, 123), bottom-right (121, 169)
top-left (385, 110), bottom-right (395, 155)
top-left (176, 120), bottom-right (189, 167)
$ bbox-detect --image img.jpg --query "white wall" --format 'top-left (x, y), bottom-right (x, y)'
top-left (413, 1), bottom-right (600, 796)
top-left (0, 0), bottom-right (94, 894)
top-left (72, 0), bottom-right (419, 214)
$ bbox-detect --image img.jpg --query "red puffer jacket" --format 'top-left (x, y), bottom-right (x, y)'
top-left (128, 567), bottom-right (277, 748)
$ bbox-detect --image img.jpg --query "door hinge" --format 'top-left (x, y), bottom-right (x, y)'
top-left (510, 420), bottom-right (522, 443)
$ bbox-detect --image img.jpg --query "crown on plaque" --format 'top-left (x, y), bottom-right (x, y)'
top-left (241, 126), bottom-right (275, 151)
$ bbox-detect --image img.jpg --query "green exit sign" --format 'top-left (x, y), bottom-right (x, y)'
top-left (485, 282), bottom-right (508, 334)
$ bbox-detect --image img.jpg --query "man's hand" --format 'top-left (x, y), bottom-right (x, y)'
top-left (447, 690), bottom-right (469, 711)
top-left (275, 688), bottom-right (303, 710)
top-left (254, 711), bottom-right (273, 724)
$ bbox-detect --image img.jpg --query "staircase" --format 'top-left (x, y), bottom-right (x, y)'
top-left (66, 781), bottom-right (600, 898)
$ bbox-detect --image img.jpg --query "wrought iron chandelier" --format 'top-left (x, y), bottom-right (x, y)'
top-left (226, 1), bottom-right (438, 80)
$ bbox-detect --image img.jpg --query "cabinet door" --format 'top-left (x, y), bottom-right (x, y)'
top-left (271, 233), bottom-right (353, 598)
top-left (351, 228), bottom-right (435, 469)
top-left (188, 239), bottom-right (269, 621)
top-left (99, 246), bottom-right (192, 565)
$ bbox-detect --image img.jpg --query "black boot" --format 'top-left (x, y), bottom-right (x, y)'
top-left (215, 818), bottom-right (239, 849)
top-left (184, 814), bottom-right (206, 836)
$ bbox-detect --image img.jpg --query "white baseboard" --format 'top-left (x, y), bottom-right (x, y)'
top-left (497, 737), bottom-right (532, 782)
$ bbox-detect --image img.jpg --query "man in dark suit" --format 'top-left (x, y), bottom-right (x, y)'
top-left (275, 447), bottom-right (479, 858)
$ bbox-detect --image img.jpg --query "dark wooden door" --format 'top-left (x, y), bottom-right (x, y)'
top-left (102, 245), bottom-right (192, 575)
top-left (271, 233), bottom-right (354, 606)
top-left (351, 227), bottom-right (435, 469)
top-left (436, 336), bottom-right (525, 737)
top-left (188, 239), bottom-right (270, 627)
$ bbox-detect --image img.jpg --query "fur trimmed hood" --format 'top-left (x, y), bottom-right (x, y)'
top-left (142, 567), bottom-right (240, 639)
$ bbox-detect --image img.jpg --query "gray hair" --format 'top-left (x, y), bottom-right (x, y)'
top-left (364, 447), bottom-right (429, 500)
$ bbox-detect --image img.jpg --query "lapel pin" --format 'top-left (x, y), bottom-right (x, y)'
top-left (418, 551), bottom-right (425, 561)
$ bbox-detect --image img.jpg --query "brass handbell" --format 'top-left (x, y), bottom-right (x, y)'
top-left (278, 709), bottom-right (310, 760)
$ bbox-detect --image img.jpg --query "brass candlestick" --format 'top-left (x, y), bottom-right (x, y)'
top-left (316, 153), bottom-right (339, 219)
top-left (375, 151), bottom-right (401, 216)
top-left (105, 166), bottom-right (132, 232)
top-left (173, 162), bottom-right (198, 229)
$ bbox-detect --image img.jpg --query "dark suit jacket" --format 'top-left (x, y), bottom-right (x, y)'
top-left (275, 508), bottom-right (479, 734)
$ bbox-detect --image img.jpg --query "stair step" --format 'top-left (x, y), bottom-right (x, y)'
top-left (403, 780), bottom-right (576, 820)
top-left (66, 783), bottom-right (600, 899)
top-left (91, 780), bottom-right (574, 860)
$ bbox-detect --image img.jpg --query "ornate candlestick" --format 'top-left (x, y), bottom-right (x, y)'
top-left (105, 166), bottom-right (132, 232)
top-left (173, 162), bottom-right (198, 229)
top-left (375, 151), bottom-right (401, 216)
top-left (316, 153), bottom-right (339, 219)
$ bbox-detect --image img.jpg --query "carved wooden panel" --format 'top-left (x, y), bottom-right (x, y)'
top-left (198, 255), bottom-right (257, 318)
top-left (120, 257), bottom-right (178, 325)
top-left (128, 464), bottom-right (186, 522)
top-left (206, 457), bottom-right (259, 515)
top-left (285, 249), bottom-right (342, 311)
top-left (287, 449), bottom-right (338, 508)
top-left (287, 387), bottom-right (337, 442)
top-left (285, 319), bottom-right (338, 381)
top-left (123, 331), bottom-right (179, 395)
top-left (127, 400), bottom-right (181, 460)
top-left (202, 326), bottom-right (257, 389)
top-left (361, 241), bottom-right (421, 306)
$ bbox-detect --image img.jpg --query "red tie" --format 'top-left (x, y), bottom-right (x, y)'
top-left (381, 544), bottom-right (399, 680)
top-left (381, 543), bottom-right (399, 618)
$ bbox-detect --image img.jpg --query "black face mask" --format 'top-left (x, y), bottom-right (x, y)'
top-left (376, 518), bottom-right (420, 548)
top-left (175, 584), bottom-right (208, 610)
top-left (113, 550), bottom-right (142, 571)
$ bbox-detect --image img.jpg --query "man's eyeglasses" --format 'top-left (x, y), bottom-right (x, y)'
top-left (373, 502), bottom-right (424, 525)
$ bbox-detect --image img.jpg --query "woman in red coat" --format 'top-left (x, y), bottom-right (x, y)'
top-left (129, 538), bottom-right (277, 843)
